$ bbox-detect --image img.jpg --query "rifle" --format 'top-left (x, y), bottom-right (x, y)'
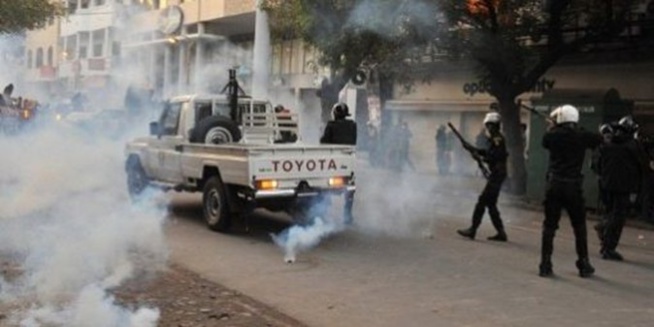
top-left (447, 122), bottom-right (490, 179)
top-left (520, 103), bottom-right (554, 124)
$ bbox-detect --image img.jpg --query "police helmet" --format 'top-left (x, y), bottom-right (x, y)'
top-left (550, 104), bottom-right (579, 124)
top-left (599, 123), bottom-right (613, 135)
top-left (332, 102), bottom-right (350, 119)
top-left (483, 112), bottom-right (501, 125)
top-left (618, 115), bottom-right (639, 134)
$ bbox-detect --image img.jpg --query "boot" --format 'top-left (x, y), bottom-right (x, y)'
top-left (539, 260), bottom-right (553, 277)
top-left (487, 230), bottom-right (508, 242)
top-left (601, 249), bottom-right (624, 261)
top-left (457, 227), bottom-right (476, 240)
top-left (458, 203), bottom-right (483, 240)
top-left (540, 230), bottom-right (555, 277)
top-left (576, 258), bottom-right (595, 278)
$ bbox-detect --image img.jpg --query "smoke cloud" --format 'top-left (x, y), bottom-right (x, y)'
top-left (0, 82), bottom-right (168, 325)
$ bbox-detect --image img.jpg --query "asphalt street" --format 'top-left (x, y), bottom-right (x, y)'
top-left (163, 164), bottom-right (654, 327)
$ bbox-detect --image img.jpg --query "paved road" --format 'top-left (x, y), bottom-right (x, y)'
top-left (164, 166), bottom-right (654, 327)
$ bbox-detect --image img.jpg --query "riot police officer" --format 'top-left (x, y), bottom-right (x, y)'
top-left (321, 103), bottom-right (357, 223)
top-left (591, 123), bottom-right (615, 241)
top-left (597, 116), bottom-right (643, 261)
top-left (540, 104), bottom-right (602, 278)
top-left (457, 112), bottom-right (509, 241)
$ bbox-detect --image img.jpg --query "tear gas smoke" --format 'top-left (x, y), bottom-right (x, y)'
top-left (270, 216), bottom-right (342, 263)
top-left (17, 284), bottom-right (159, 327)
top-left (346, 0), bottom-right (435, 39)
top-left (0, 123), bottom-right (167, 326)
top-left (1, 35), bottom-right (168, 325)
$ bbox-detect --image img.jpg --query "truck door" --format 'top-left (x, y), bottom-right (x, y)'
top-left (149, 101), bottom-right (185, 184)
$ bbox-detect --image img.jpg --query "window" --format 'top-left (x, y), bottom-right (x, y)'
top-left (160, 102), bottom-right (182, 135)
top-left (79, 31), bottom-right (89, 59)
top-left (112, 41), bottom-right (121, 57)
top-left (95, 0), bottom-right (105, 5)
top-left (27, 50), bottom-right (33, 69)
top-left (36, 48), bottom-right (44, 68)
top-left (67, 1), bottom-right (78, 14)
top-left (92, 29), bottom-right (105, 57)
top-left (47, 47), bottom-right (53, 66)
top-left (81, 0), bottom-right (90, 9)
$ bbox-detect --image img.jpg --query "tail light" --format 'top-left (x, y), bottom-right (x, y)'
top-left (256, 179), bottom-right (278, 190)
top-left (328, 176), bottom-right (347, 187)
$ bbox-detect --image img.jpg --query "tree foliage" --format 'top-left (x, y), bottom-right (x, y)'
top-left (261, 0), bottom-right (437, 121)
top-left (0, 0), bottom-right (63, 34)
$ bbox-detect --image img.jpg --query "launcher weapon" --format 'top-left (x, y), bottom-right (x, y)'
top-left (447, 122), bottom-right (490, 179)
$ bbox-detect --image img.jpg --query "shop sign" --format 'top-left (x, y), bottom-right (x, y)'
top-left (463, 78), bottom-right (556, 96)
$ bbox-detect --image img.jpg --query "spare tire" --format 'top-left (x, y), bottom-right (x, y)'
top-left (191, 116), bottom-right (242, 144)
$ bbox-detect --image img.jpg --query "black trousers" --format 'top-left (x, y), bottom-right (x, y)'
top-left (344, 190), bottom-right (355, 224)
top-left (470, 177), bottom-right (505, 232)
top-left (542, 181), bottom-right (589, 262)
top-left (602, 191), bottom-right (630, 252)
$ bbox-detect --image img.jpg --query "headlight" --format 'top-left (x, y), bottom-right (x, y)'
top-left (55, 114), bottom-right (62, 121)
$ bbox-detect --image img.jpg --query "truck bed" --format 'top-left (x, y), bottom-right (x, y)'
top-left (180, 142), bottom-right (356, 189)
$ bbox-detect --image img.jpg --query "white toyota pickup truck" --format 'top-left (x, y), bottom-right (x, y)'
top-left (124, 93), bottom-right (356, 232)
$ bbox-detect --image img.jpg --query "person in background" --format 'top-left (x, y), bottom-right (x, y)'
top-left (399, 121), bottom-right (416, 171)
top-left (274, 104), bottom-right (297, 143)
top-left (367, 121), bottom-right (381, 167)
top-left (320, 102), bottom-right (357, 224)
top-left (436, 125), bottom-right (449, 175)
top-left (539, 104), bottom-right (601, 278)
top-left (591, 123), bottom-right (615, 242)
top-left (596, 116), bottom-right (643, 261)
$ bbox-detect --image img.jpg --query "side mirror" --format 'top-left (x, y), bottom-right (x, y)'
top-left (149, 121), bottom-right (160, 136)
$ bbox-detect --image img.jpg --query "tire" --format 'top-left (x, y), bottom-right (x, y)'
top-left (126, 157), bottom-right (149, 200)
top-left (191, 116), bottom-right (242, 144)
top-left (202, 176), bottom-right (232, 232)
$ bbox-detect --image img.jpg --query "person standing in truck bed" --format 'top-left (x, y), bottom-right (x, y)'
top-left (321, 102), bottom-right (357, 224)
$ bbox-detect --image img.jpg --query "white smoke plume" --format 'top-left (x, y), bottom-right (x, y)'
top-left (270, 216), bottom-right (342, 264)
top-left (17, 284), bottom-right (159, 327)
top-left (0, 111), bottom-right (168, 325)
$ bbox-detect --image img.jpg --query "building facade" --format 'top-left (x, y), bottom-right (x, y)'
top-left (22, 1), bottom-right (654, 170)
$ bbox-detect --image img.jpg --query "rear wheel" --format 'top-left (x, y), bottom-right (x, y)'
top-left (126, 158), bottom-right (149, 200)
top-left (202, 176), bottom-right (232, 232)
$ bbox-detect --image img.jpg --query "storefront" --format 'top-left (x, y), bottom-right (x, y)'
top-left (385, 59), bottom-right (654, 175)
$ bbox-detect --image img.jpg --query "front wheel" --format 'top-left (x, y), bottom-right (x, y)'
top-left (126, 158), bottom-right (149, 200)
top-left (202, 176), bottom-right (232, 232)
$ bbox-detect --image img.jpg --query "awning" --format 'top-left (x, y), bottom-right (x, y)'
top-left (385, 99), bottom-right (492, 112)
top-left (122, 33), bottom-right (226, 49)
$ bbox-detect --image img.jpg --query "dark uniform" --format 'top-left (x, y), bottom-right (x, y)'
top-left (541, 124), bottom-right (602, 277)
top-left (320, 119), bottom-right (357, 145)
top-left (321, 103), bottom-right (357, 224)
top-left (597, 129), bottom-right (642, 260)
top-left (457, 128), bottom-right (509, 241)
